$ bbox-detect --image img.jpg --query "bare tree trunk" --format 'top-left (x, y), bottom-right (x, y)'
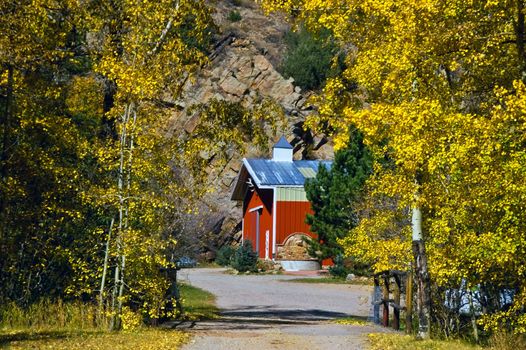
top-left (99, 218), bottom-right (114, 323)
top-left (412, 200), bottom-right (431, 339)
top-left (123, 105), bottom-right (136, 233)
top-left (116, 102), bottom-right (137, 330)
top-left (110, 102), bottom-right (132, 330)
top-left (468, 290), bottom-right (479, 342)
top-left (110, 263), bottom-right (119, 330)
top-left (116, 254), bottom-right (125, 329)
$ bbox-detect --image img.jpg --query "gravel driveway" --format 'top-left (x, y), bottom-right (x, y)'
top-left (178, 268), bottom-right (391, 349)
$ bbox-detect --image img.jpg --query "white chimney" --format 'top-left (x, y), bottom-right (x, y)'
top-left (272, 136), bottom-right (293, 162)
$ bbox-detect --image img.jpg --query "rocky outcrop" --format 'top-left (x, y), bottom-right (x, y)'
top-left (169, 1), bottom-right (334, 259)
top-left (172, 36), bottom-right (309, 120)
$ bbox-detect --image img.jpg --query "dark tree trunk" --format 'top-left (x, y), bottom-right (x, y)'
top-left (413, 238), bottom-right (431, 339)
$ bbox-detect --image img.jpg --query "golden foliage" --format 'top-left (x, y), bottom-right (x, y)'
top-left (261, 0), bottom-right (526, 332)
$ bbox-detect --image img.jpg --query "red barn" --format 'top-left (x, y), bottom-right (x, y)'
top-left (231, 137), bottom-right (332, 267)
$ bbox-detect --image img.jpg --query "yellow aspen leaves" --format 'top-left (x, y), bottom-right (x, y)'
top-left (262, 0), bottom-right (526, 332)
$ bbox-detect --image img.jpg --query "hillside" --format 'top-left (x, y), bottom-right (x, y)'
top-left (172, 0), bottom-right (334, 258)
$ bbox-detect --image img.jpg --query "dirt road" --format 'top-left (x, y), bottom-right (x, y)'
top-left (178, 268), bottom-right (390, 350)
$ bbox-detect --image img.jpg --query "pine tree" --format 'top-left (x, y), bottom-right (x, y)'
top-left (305, 128), bottom-right (372, 264)
top-left (231, 241), bottom-right (258, 273)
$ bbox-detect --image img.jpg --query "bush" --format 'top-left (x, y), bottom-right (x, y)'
top-left (215, 245), bottom-right (236, 266)
top-left (490, 330), bottom-right (526, 350)
top-left (280, 26), bottom-right (345, 91)
top-left (227, 10), bottom-right (241, 22)
top-left (231, 241), bottom-right (258, 273)
top-left (328, 254), bottom-right (349, 278)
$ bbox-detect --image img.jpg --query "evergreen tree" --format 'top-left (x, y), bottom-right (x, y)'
top-left (305, 128), bottom-right (372, 264)
top-left (231, 241), bottom-right (258, 273)
top-left (280, 26), bottom-right (344, 91)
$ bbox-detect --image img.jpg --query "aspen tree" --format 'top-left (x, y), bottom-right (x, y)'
top-left (261, 0), bottom-right (526, 334)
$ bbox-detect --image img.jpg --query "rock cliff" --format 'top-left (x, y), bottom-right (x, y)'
top-left (171, 0), bottom-right (333, 258)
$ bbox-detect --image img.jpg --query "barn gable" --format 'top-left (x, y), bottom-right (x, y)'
top-left (231, 158), bottom-right (332, 200)
top-left (230, 137), bottom-right (332, 264)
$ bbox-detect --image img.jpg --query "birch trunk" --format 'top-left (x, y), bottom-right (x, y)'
top-left (99, 218), bottom-right (114, 322)
top-left (111, 102), bottom-right (132, 330)
top-left (110, 263), bottom-right (119, 330)
top-left (116, 102), bottom-right (137, 329)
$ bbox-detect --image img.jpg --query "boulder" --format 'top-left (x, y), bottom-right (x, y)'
top-left (346, 273), bottom-right (356, 281)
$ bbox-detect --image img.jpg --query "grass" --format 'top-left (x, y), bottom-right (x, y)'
top-left (179, 282), bottom-right (219, 320)
top-left (368, 333), bottom-right (484, 350)
top-left (0, 299), bottom-right (103, 330)
top-left (1, 328), bottom-right (189, 350)
top-left (0, 283), bottom-right (218, 349)
top-left (333, 315), bottom-right (369, 326)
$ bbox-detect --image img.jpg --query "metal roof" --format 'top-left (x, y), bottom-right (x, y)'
top-left (274, 136), bottom-right (293, 149)
top-left (231, 158), bottom-right (332, 200)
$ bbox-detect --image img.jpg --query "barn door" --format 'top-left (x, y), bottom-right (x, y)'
top-left (248, 206), bottom-right (262, 256)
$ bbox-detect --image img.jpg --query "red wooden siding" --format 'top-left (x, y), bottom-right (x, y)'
top-left (243, 188), bottom-right (273, 259)
top-left (275, 201), bottom-right (314, 243)
top-left (275, 200), bottom-right (333, 266)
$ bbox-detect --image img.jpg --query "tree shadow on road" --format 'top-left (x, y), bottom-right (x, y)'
top-left (221, 305), bottom-right (351, 320)
top-left (171, 305), bottom-right (370, 331)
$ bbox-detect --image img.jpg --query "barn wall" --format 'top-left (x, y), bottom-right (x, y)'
top-left (275, 200), bottom-right (314, 243)
top-left (243, 187), bottom-right (273, 259)
top-left (275, 199), bottom-right (334, 266)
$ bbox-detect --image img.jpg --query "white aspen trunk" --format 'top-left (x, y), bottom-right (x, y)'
top-left (113, 103), bottom-right (132, 330)
top-left (411, 206), bottom-right (423, 241)
top-left (116, 254), bottom-right (125, 323)
top-left (110, 263), bottom-right (119, 330)
top-left (99, 218), bottom-right (114, 321)
top-left (123, 105), bottom-right (137, 232)
top-left (116, 102), bottom-right (137, 329)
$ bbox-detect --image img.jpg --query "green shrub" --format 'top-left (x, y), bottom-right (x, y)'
top-left (215, 245), bottom-right (236, 266)
top-left (227, 10), bottom-right (242, 22)
top-left (328, 254), bottom-right (349, 278)
top-left (231, 241), bottom-right (258, 273)
top-left (280, 26), bottom-right (345, 91)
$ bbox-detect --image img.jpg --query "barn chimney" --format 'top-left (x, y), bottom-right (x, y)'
top-left (272, 136), bottom-right (293, 161)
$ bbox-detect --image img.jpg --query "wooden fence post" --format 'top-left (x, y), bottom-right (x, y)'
top-left (373, 275), bottom-right (381, 324)
top-left (382, 274), bottom-right (390, 327)
top-left (405, 271), bottom-right (413, 334)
